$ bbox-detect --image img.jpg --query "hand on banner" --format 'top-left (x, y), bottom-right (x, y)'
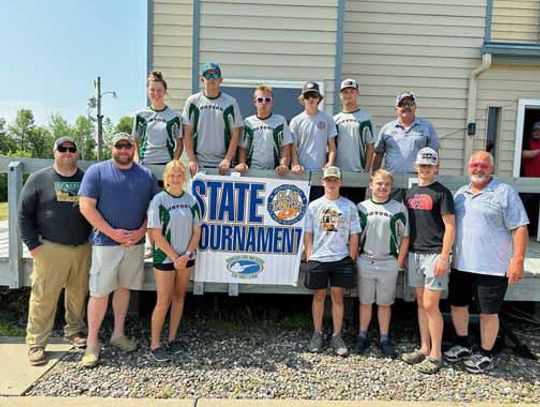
top-left (291, 164), bottom-right (304, 175)
top-left (235, 163), bottom-right (249, 173)
top-left (189, 160), bottom-right (200, 176)
top-left (29, 246), bottom-right (41, 257)
top-left (218, 158), bottom-right (231, 175)
top-left (275, 165), bottom-right (289, 176)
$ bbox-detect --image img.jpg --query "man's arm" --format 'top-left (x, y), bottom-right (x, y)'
top-left (371, 152), bottom-right (383, 171)
top-left (507, 225), bottom-right (529, 284)
top-left (275, 144), bottom-right (290, 175)
top-left (397, 237), bottom-right (410, 269)
top-left (304, 232), bottom-right (313, 260)
top-left (219, 126), bottom-right (241, 174)
top-left (290, 144), bottom-right (304, 175)
top-left (18, 176), bottom-right (41, 255)
top-left (349, 233), bottom-right (359, 262)
top-left (364, 143), bottom-right (374, 172)
top-left (79, 196), bottom-right (131, 245)
top-left (434, 213), bottom-right (455, 276)
top-left (234, 147), bottom-right (249, 173)
top-left (522, 148), bottom-right (540, 159)
top-left (326, 137), bottom-right (336, 168)
top-left (174, 137), bottom-right (184, 160)
top-left (183, 125), bottom-right (199, 174)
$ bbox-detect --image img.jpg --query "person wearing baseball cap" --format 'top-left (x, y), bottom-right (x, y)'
top-left (372, 92), bottom-right (440, 201)
top-left (78, 133), bottom-right (159, 367)
top-left (19, 136), bottom-right (92, 365)
top-left (304, 166), bottom-right (360, 357)
top-left (182, 61), bottom-right (243, 175)
top-left (401, 147), bottom-right (455, 374)
top-left (290, 81), bottom-right (337, 200)
top-left (334, 78), bottom-right (375, 204)
top-left (520, 121), bottom-right (540, 237)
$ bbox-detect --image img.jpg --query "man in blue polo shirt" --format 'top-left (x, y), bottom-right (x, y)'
top-left (444, 151), bottom-right (529, 374)
top-left (372, 92), bottom-right (439, 200)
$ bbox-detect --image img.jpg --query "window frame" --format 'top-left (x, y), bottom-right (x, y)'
top-left (513, 98), bottom-right (540, 177)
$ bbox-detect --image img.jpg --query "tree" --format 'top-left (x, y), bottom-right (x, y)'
top-left (0, 117), bottom-right (15, 155)
top-left (26, 126), bottom-right (54, 158)
top-left (0, 118), bottom-right (6, 136)
top-left (115, 116), bottom-right (133, 134)
top-left (72, 116), bottom-right (96, 160)
top-left (48, 113), bottom-right (72, 139)
top-left (8, 109), bottom-right (35, 152)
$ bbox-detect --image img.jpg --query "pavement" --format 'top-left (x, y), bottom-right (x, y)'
top-left (0, 399), bottom-right (526, 407)
top-left (0, 337), bottom-right (72, 396)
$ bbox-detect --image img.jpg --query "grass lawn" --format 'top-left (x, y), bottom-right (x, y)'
top-left (0, 202), bottom-right (7, 221)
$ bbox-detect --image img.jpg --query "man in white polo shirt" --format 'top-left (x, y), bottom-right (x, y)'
top-left (445, 151), bottom-right (529, 374)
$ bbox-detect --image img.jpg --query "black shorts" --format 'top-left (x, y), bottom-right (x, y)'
top-left (154, 260), bottom-right (195, 271)
top-left (304, 256), bottom-right (356, 290)
top-left (448, 269), bottom-right (508, 314)
top-left (339, 187), bottom-right (366, 205)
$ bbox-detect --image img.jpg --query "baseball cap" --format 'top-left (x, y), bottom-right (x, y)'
top-left (201, 61), bottom-right (221, 76)
top-left (532, 121), bottom-right (540, 131)
top-left (53, 136), bottom-right (77, 150)
top-left (340, 78), bottom-right (359, 92)
top-left (302, 81), bottom-right (323, 98)
top-left (395, 92), bottom-right (417, 107)
top-left (111, 132), bottom-right (134, 145)
top-left (415, 147), bottom-right (439, 166)
top-left (322, 166), bottom-right (342, 180)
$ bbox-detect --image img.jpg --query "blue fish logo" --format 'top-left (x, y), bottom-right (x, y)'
top-left (226, 256), bottom-right (264, 279)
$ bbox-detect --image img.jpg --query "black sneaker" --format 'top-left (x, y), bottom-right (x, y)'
top-left (354, 335), bottom-right (370, 354)
top-left (380, 340), bottom-right (395, 359)
top-left (463, 352), bottom-right (494, 374)
top-left (444, 344), bottom-right (472, 363)
top-left (150, 347), bottom-right (170, 362)
top-left (308, 331), bottom-right (324, 353)
top-left (167, 339), bottom-right (185, 354)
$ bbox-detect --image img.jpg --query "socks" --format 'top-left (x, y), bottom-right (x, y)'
top-left (359, 330), bottom-right (368, 339)
top-left (479, 346), bottom-right (493, 357)
top-left (380, 333), bottom-right (390, 343)
top-left (455, 335), bottom-right (470, 347)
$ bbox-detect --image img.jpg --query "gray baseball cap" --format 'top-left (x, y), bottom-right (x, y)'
top-left (395, 92), bottom-right (416, 107)
top-left (415, 147), bottom-right (439, 166)
top-left (53, 136), bottom-right (77, 150)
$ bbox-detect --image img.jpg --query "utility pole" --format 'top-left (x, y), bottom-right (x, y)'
top-left (95, 76), bottom-right (103, 160)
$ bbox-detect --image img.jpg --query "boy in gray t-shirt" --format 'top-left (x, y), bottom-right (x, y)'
top-left (355, 169), bottom-right (409, 358)
top-left (304, 166), bottom-right (360, 357)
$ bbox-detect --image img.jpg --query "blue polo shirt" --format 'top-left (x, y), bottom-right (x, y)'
top-left (374, 117), bottom-right (439, 174)
top-left (453, 178), bottom-right (529, 277)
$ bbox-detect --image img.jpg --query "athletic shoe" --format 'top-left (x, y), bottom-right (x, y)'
top-left (444, 344), bottom-right (472, 363)
top-left (150, 347), bottom-right (170, 363)
top-left (401, 349), bottom-right (426, 365)
top-left (81, 343), bottom-right (101, 368)
top-left (354, 335), bottom-right (370, 354)
top-left (167, 339), bottom-right (185, 354)
top-left (28, 346), bottom-right (47, 366)
top-left (110, 335), bottom-right (137, 352)
top-left (416, 356), bottom-right (443, 374)
top-left (463, 352), bottom-right (494, 374)
top-left (330, 333), bottom-right (349, 357)
top-left (64, 333), bottom-right (87, 349)
top-left (308, 331), bottom-right (324, 353)
top-left (380, 340), bottom-right (395, 358)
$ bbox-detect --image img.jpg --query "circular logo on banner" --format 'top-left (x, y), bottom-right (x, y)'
top-left (226, 255), bottom-right (264, 279)
top-left (267, 184), bottom-right (308, 225)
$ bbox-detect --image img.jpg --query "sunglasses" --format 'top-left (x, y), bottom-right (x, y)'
top-left (469, 162), bottom-right (490, 170)
top-left (398, 101), bottom-right (416, 108)
top-left (256, 97), bottom-right (272, 104)
top-left (203, 72), bottom-right (221, 80)
top-left (114, 143), bottom-right (133, 150)
top-left (304, 93), bottom-right (320, 100)
top-left (57, 146), bottom-right (77, 153)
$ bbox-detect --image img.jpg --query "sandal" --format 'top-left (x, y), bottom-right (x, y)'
top-left (417, 356), bottom-right (442, 374)
top-left (401, 349), bottom-right (426, 365)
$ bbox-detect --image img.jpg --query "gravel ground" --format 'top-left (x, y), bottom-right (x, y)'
top-left (26, 316), bottom-right (540, 403)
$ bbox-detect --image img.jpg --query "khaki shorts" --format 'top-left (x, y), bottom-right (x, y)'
top-left (357, 257), bottom-right (400, 306)
top-left (89, 244), bottom-right (145, 297)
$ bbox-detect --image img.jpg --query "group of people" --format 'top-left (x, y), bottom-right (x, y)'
top-left (18, 61), bottom-right (529, 376)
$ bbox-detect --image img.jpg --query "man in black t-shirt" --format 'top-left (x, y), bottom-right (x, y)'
top-left (400, 147), bottom-right (455, 374)
top-left (19, 137), bottom-right (92, 366)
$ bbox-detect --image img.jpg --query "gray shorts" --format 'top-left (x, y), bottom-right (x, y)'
top-left (407, 252), bottom-right (449, 291)
top-left (357, 257), bottom-right (399, 306)
top-left (89, 244), bottom-right (145, 297)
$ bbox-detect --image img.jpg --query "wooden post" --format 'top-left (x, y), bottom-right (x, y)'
top-left (228, 283), bottom-right (239, 297)
top-left (8, 161), bottom-right (23, 288)
top-left (193, 281), bottom-right (204, 295)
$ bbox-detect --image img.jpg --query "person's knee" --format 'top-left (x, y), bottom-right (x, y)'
top-left (313, 290), bottom-right (326, 303)
top-left (423, 296), bottom-right (440, 315)
top-left (171, 290), bottom-right (186, 304)
top-left (480, 313), bottom-right (498, 323)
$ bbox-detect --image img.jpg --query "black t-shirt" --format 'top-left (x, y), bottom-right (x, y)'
top-left (19, 166), bottom-right (92, 250)
top-left (405, 181), bottom-right (455, 253)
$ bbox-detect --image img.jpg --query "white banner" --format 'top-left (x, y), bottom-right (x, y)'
top-left (191, 173), bottom-right (310, 285)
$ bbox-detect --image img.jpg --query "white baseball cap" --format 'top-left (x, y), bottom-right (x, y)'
top-left (415, 147), bottom-right (438, 166)
top-left (339, 79), bottom-right (359, 92)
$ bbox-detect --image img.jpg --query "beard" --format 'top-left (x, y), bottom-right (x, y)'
top-left (113, 151), bottom-right (134, 165)
top-left (470, 173), bottom-right (488, 184)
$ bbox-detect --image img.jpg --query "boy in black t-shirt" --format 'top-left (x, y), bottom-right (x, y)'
top-left (401, 147), bottom-right (455, 374)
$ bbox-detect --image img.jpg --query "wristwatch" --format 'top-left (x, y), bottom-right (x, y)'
top-left (185, 250), bottom-right (194, 259)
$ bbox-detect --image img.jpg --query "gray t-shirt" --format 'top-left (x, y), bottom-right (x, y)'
top-left (182, 91), bottom-right (243, 168)
top-left (453, 178), bottom-right (529, 277)
top-left (132, 106), bottom-right (183, 164)
top-left (240, 114), bottom-right (293, 169)
top-left (357, 199), bottom-right (409, 261)
top-left (333, 109), bottom-right (374, 172)
top-left (290, 110), bottom-right (337, 171)
top-left (147, 190), bottom-right (202, 265)
top-left (374, 117), bottom-right (439, 174)
top-left (305, 196), bottom-right (361, 262)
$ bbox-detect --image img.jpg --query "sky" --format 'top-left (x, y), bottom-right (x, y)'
top-left (0, 0), bottom-right (147, 126)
